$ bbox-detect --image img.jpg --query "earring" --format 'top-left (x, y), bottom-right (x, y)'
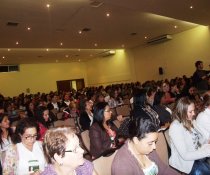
top-left (59, 162), bottom-right (63, 166)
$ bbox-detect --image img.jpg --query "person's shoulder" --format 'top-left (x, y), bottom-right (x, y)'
top-left (41, 164), bottom-right (57, 175)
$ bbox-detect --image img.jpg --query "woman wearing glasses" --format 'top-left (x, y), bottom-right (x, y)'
top-left (2, 118), bottom-right (46, 175)
top-left (41, 127), bottom-right (97, 175)
top-left (89, 102), bottom-right (123, 158)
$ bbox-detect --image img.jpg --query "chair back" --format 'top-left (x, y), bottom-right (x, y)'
top-left (80, 130), bottom-right (90, 152)
top-left (64, 118), bottom-right (75, 127)
top-left (156, 131), bottom-right (169, 165)
top-left (56, 112), bottom-right (63, 120)
top-left (53, 120), bottom-right (65, 127)
top-left (93, 150), bottom-right (118, 175)
top-left (164, 129), bottom-right (171, 148)
top-left (116, 104), bottom-right (131, 117)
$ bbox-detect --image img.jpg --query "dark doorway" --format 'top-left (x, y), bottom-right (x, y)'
top-left (56, 79), bottom-right (85, 92)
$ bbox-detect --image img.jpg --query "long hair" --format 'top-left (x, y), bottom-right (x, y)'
top-left (0, 113), bottom-right (13, 148)
top-left (93, 102), bottom-right (108, 130)
top-left (172, 97), bottom-right (194, 131)
top-left (35, 106), bottom-right (49, 128)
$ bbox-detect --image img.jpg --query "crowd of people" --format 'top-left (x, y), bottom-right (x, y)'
top-left (0, 60), bottom-right (209, 175)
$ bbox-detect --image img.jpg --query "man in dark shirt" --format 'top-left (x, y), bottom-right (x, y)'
top-left (192, 60), bottom-right (210, 92)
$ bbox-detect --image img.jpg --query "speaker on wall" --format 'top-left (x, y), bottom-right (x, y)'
top-left (159, 67), bottom-right (163, 75)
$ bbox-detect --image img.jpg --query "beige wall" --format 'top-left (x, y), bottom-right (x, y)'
top-left (1, 26), bottom-right (210, 97)
top-left (132, 26), bottom-right (210, 82)
top-left (86, 49), bottom-right (136, 86)
top-left (0, 63), bottom-right (87, 97)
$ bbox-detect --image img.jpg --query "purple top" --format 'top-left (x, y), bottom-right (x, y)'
top-left (41, 159), bottom-right (93, 175)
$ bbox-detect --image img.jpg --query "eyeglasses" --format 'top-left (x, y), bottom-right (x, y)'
top-left (104, 110), bottom-right (112, 113)
top-left (65, 145), bottom-right (82, 153)
top-left (24, 134), bottom-right (38, 140)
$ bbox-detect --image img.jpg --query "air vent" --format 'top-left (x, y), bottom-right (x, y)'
top-left (90, 1), bottom-right (104, 7)
top-left (7, 22), bottom-right (19, 26)
top-left (0, 65), bottom-right (19, 72)
top-left (147, 34), bottom-right (172, 45)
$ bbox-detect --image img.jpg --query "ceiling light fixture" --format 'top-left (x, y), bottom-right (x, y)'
top-left (106, 13), bottom-right (110, 17)
top-left (144, 36), bottom-right (148, 39)
top-left (27, 27), bottom-right (31, 31)
top-left (78, 30), bottom-right (82, 34)
top-left (190, 6), bottom-right (193, 9)
top-left (16, 41), bottom-right (19, 45)
top-left (7, 48), bottom-right (11, 51)
top-left (46, 4), bottom-right (50, 8)
top-left (46, 48), bottom-right (49, 51)
top-left (60, 42), bottom-right (63, 46)
top-left (2, 56), bottom-right (5, 59)
top-left (174, 25), bottom-right (178, 28)
top-left (65, 55), bottom-right (69, 58)
top-left (94, 43), bottom-right (98, 47)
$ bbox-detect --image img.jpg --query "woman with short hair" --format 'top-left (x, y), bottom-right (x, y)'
top-left (41, 127), bottom-right (97, 175)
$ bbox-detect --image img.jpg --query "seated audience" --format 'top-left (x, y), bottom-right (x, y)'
top-left (161, 81), bottom-right (176, 105)
top-left (111, 117), bottom-right (179, 175)
top-left (41, 127), bottom-right (97, 175)
top-left (152, 91), bottom-right (172, 127)
top-left (132, 88), bottom-right (160, 127)
top-left (196, 94), bottom-right (210, 140)
top-left (3, 118), bottom-right (46, 174)
top-left (79, 100), bottom-right (93, 131)
top-left (35, 106), bottom-right (50, 141)
top-left (169, 97), bottom-right (210, 174)
top-left (89, 102), bottom-right (123, 158)
top-left (0, 113), bottom-right (13, 174)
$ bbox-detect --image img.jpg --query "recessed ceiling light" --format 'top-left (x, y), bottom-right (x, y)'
top-left (60, 42), bottom-right (63, 46)
top-left (106, 13), bottom-right (110, 17)
top-left (46, 4), bottom-right (50, 8)
top-left (94, 43), bottom-right (98, 47)
top-left (27, 27), bottom-right (31, 31)
top-left (174, 25), bottom-right (178, 29)
top-left (7, 48), bottom-right (11, 51)
top-left (16, 41), bottom-right (19, 45)
top-left (2, 56), bottom-right (5, 59)
top-left (121, 44), bottom-right (125, 48)
top-left (144, 36), bottom-right (148, 39)
top-left (78, 49), bottom-right (81, 51)
top-left (65, 55), bottom-right (69, 58)
top-left (78, 59), bottom-right (81, 62)
top-left (46, 48), bottom-right (49, 51)
top-left (78, 30), bottom-right (82, 34)
top-left (190, 6), bottom-right (193, 9)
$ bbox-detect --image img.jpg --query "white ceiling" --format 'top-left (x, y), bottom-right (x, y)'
top-left (0, 0), bottom-right (209, 64)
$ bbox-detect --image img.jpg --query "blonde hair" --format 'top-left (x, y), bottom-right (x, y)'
top-left (43, 127), bottom-right (75, 164)
top-left (172, 97), bottom-right (194, 131)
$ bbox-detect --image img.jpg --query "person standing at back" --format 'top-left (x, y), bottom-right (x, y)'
top-left (192, 60), bottom-right (210, 92)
